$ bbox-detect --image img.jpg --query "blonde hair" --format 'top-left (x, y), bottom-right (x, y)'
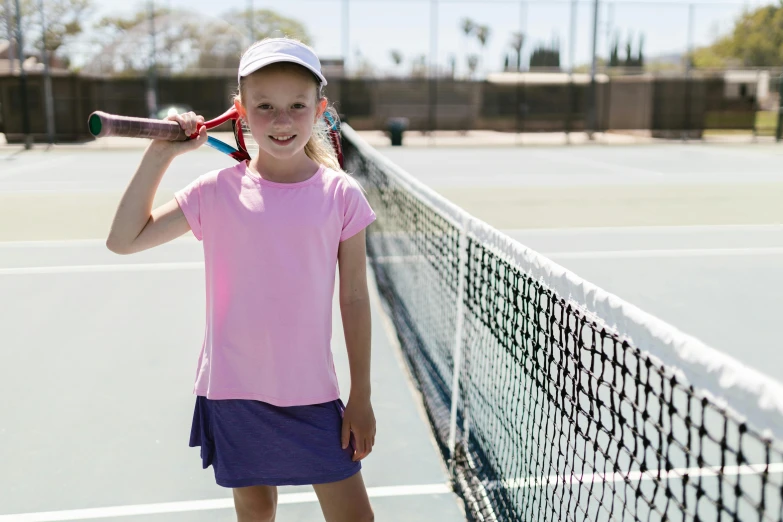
top-left (234, 39), bottom-right (342, 172)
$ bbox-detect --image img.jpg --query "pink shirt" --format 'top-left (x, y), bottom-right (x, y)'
top-left (174, 162), bottom-right (376, 406)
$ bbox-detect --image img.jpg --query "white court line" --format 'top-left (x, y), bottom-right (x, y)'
top-left (503, 224), bottom-right (783, 235)
top-left (0, 262), bottom-right (204, 275)
top-left (0, 483), bottom-right (453, 521)
top-left (498, 462), bottom-right (783, 490)
top-left (0, 237), bottom-right (198, 248)
top-left (544, 247), bottom-right (783, 260)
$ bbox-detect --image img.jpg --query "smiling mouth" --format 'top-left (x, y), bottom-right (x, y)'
top-left (270, 135), bottom-right (296, 145)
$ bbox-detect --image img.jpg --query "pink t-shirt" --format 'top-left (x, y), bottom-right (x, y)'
top-left (174, 162), bottom-right (376, 406)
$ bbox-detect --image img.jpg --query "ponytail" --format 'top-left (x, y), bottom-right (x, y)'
top-left (305, 106), bottom-right (342, 171)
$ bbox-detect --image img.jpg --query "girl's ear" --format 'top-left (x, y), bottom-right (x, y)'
top-left (233, 98), bottom-right (247, 119)
top-left (316, 98), bottom-right (328, 120)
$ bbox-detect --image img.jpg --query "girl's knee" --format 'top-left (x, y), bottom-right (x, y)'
top-left (235, 504), bottom-right (275, 522)
top-left (233, 486), bottom-right (277, 522)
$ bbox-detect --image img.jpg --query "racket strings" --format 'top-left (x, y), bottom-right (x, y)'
top-left (238, 118), bottom-right (259, 159)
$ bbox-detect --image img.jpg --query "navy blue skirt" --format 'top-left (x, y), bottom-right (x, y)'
top-left (189, 396), bottom-right (362, 488)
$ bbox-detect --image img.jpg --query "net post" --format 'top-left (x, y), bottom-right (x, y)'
top-left (447, 219), bottom-right (469, 470)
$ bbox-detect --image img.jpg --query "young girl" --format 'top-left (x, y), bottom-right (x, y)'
top-left (106, 38), bottom-right (377, 522)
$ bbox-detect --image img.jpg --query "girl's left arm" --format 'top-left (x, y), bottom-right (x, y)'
top-left (337, 229), bottom-right (376, 461)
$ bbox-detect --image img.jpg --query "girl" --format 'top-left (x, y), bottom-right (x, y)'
top-left (106, 38), bottom-right (376, 522)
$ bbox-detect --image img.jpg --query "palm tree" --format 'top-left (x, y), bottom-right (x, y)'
top-left (390, 49), bottom-right (403, 76)
top-left (467, 54), bottom-right (479, 79)
top-left (461, 18), bottom-right (475, 78)
top-left (510, 31), bottom-right (525, 71)
top-left (461, 18), bottom-right (475, 39)
top-left (475, 25), bottom-right (491, 76)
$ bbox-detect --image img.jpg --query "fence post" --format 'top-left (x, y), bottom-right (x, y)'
top-left (587, 0), bottom-right (600, 139)
top-left (684, 2), bottom-right (694, 141)
top-left (429, 0), bottom-right (439, 137)
top-left (776, 73), bottom-right (783, 142)
top-left (40, 0), bottom-right (55, 145)
top-left (14, 0), bottom-right (31, 149)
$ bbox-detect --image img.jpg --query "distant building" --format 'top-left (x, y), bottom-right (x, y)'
top-left (486, 71), bottom-right (610, 85)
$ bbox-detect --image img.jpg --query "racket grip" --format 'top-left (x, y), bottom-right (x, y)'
top-left (87, 111), bottom-right (188, 141)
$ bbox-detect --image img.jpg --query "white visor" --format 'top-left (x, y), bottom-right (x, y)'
top-left (238, 39), bottom-right (327, 87)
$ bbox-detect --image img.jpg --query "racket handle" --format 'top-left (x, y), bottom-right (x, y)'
top-left (87, 111), bottom-right (188, 141)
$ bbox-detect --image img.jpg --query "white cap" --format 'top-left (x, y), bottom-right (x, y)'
top-left (238, 38), bottom-right (327, 87)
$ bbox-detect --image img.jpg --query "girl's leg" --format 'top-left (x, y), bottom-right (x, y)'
top-left (312, 471), bottom-right (374, 522)
top-left (232, 485), bottom-right (278, 522)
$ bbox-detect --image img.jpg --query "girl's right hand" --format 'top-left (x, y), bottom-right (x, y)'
top-left (150, 111), bottom-right (208, 156)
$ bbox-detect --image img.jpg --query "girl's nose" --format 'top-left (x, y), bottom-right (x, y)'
top-left (273, 110), bottom-right (293, 124)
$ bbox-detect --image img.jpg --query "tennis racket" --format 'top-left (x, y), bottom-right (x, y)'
top-left (87, 107), bottom-right (344, 168)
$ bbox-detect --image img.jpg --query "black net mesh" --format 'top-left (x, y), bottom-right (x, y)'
top-left (343, 130), bottom-right (783, 522)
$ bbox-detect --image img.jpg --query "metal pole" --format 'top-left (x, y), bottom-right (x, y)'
top-left (5, 0), bottom-right (14, 72)
top-left (775, 73), bottom-right (783, 142)
top-left (147, 0), bottom-right (157, 117)
top-left (14, 0), bottom-right (31, 149)
top-left (39, 0), bottom-right (54, 145)
top-left (606, 2), bottom-right (614, 63)
top-left (567, 0), bottom-right (577, 140)
top-left (587, 0), bottom-right (599, 138)
top-left (569, 0), bottom-right (577, 74)
top-left (429, 0), bottom-right (438, 136)
top-left (684, 2), bottom-right (694, 140)
top-left (342, 0), bottom-right (349, 75)
top-left (516, 1), bottom-right (527, 143)
top-left (248, 0), bottom-right (254, 43)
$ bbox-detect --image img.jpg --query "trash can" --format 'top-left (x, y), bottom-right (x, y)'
top-left (386, 117), bottom-right (409, 146)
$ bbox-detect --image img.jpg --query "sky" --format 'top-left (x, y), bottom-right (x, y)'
top-left (82, 0), bottom-right (775, 76)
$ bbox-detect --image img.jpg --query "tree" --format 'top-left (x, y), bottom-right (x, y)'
top-left (81, 6), bottom-right (310, 75)
top-left (460, 17), bottom-right (475, 78)
top-left (609, 33), bottom-right (620, 67)
top-left (89, 6), bottom-right (182, 74)
top-left (461, 18), bottom-right (475, 40)
top-left (466, 54), bottom-right (479, 79)
top-left (608, 31), bottom-right (644, 68)
top-left (0, 0), bottom-right (93, 65)
top-left (475, 24), bottom-right (490, 75)
top-left (529, 39), bottom-right (560, 69)
top-left (509, 31), bottom-right (525, 71)
top-left (390, 49), bottom-right (403, 76)
top-left (229, 8), bottom-right (311, 46)
top-left (693, 3), bottom-right (783, 68)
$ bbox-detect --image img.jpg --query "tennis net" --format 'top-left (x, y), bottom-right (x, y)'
top-left (341, 126), bottom-right (783, 522)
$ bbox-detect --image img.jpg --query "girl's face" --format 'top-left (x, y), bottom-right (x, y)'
top-left (237, 66), bottom-right (325, 161)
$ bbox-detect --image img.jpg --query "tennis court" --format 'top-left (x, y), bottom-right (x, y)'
top-left (0, 145), bottom-right (463, 521)
top-left (349, 133), bottom-right (783, 521)
top-left (1, 134), bottom-right (782, 521)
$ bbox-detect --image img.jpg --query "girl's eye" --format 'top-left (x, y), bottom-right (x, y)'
top-left (258, 104), bottom-right (272, 110)
top-left (293, 103), bottom-right (306, 109)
